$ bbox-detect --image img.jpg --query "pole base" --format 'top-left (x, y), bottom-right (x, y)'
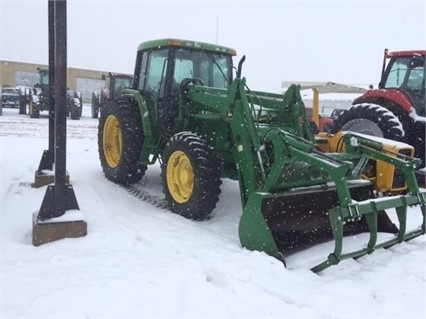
top-left (32, 211), bottom-right (87, 246)
top-left (32, 170), bottom-right (70, 188)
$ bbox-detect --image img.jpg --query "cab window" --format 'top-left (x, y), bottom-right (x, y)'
top-left (137, 49), bottom-right (169, 93)
top-left (384, 58), bottom-right (410, 88)
top-left (173, 48), bottom-right (231, 89)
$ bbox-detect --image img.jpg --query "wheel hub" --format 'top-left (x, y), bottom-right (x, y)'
top-left (103, 115), bottom-right (122, 168)
top-left (341, 118), bottom-right (383, 137)
top-left (167, 151), bottom-right (194, 204)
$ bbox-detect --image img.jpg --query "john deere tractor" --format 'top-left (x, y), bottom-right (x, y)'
top-left (98, 39), bottom-right (425, 272)
top-left (29, 69), bottom-right (83, 119)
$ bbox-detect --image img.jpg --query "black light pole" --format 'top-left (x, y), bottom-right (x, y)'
top-left (33, 0), bottom-right (86, 246)
top-left (52, 0), bottom-right (68, 216)
top-left (48, 0), bottom-right (55, 160)
top-left (36, 0), bottom-right (55, 173)
top-left (38, 0), bottom-right (78, 219)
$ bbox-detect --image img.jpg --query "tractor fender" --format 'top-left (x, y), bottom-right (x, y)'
top-left (354, 89), bottom-right (413, 115)
top-left (121, 89), bottom-right (157, 164)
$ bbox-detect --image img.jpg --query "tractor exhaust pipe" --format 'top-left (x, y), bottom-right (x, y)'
top-left (379, 48), bottom-right (388, 89)
top-left (236, 55), bottom-right (246, 78)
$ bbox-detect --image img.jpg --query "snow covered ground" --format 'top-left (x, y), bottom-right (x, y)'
top-left (1, 105), bottom-right (425, 319)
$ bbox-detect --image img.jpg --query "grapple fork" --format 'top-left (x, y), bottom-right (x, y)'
top-left (238, 129), bottom-right (426, 272)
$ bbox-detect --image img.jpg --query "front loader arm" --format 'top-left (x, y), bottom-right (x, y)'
top-left (226, 78), bottom-right (317, 204)
top-left (228, 80), bottom-right (425, 271)
top-left (226, 77), bottom-right (263, 203)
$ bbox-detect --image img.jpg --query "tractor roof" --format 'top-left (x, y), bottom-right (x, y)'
top-left (388, 50), bottom-right (426, 58)
top-left (137, 38), bottom-right (237, 56)
top-left (109, 72), bottom-right (133, 79)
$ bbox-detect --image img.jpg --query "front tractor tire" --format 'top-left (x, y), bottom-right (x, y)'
top-left (28, 98), bottom-right (40, 118)
top-left (69, 98), bottom-right (82, 120)
top-left (19, 95), bottom-right (27, 114)
top-left (98, 99), bottom-right (146, 185)
top-left (162, 132), bottom-right (221, 220)
top-left (329, 103), bottom-right (404, 141)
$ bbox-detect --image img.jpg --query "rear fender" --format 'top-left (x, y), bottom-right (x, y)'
top-left (122, 88), bottom-right (158, 164)
top-left (354, 89), bottom-right (412, 115)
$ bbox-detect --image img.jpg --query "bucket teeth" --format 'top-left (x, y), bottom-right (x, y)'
top-left (310, 193), bottom-right (426, 273)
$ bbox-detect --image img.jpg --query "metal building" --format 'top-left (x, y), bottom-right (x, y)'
top-left (0, 60), bottom-right (131, 102)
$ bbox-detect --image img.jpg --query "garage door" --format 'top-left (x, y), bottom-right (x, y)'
top-left (76, 77), bottom-right (105, 103)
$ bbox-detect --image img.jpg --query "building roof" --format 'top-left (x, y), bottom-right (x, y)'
top-left (281, 81), bottom-right (367, 94)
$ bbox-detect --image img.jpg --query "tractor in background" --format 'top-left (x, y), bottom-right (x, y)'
top-left (328, 49), bottom-right (425, 172)
top-left (29, 69), bottom-right (83, 119)
top-left (98, 39), bottom-right (425, 272)
top-left (91, 73), bottom-right (133, 118)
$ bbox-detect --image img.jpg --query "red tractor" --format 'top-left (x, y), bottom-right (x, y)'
top-left (91, 73), bottom-right (133, 118)
top-left (329, 49), bottom-right (425, 169)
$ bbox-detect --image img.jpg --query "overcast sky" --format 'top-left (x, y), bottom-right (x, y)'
top-left (1, 0), bottom-right (425, 92)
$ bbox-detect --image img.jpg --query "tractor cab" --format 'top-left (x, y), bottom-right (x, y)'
top-left (37, 70), bottom-right (49, 95)
top-left (32, 69), bottom-right (50, 110)
top-left (39, 69), bottom-right (49, 87)
top-left (379, 50), bottom-right (425, 117)
top-left (132, 39), bottom-right (235, 136)
top-left (109, 74), bottom-right (133, 99)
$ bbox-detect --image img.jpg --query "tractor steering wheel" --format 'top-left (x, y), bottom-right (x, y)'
top-left (180, 77), bottom-right (205, 92)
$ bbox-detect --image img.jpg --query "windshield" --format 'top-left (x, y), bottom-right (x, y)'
top-left (2, 88), bottom-right (18, 94)
top-left (113, 77), bottom-right (132, 96)
top-left (40, 72), bottom-right (49, 86)
top-left (384, 57), bottom-right (425, 90)
top-left (384, 55), bottom-right (425, 116)
top-left (173, 48), bottom-right (232, 89)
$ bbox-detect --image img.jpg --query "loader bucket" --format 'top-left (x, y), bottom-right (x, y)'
top-left (239, 180), bottom-right (398, 265)
top-left (264, 181), bottom-right (398, 252)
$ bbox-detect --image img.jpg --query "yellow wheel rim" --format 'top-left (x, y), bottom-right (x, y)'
top-left (103, 115), bottom-right (122, 168)
top-left (167, 151), bottom-right (194, 204)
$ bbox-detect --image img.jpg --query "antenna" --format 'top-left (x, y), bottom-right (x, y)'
top-left (216, 15), bottom-right (219, 44)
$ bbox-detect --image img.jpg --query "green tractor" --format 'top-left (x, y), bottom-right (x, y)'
top-left (29, 69), bottom-right (83, 119)
top-left (98, 39), bottom-right (425, 272)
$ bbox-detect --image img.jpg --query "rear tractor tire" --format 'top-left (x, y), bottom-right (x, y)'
top-left (98, 98), bottom-right (146, 184)
top-left (162, 132), bottom-right (221, 220)
top-left (328, 103), bottom-right (404, 141)
top-left (69, 98), bottom-right (82, 120)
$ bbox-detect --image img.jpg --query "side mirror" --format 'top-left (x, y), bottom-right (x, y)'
top-left (410, 55), bottom-right (424, 68)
